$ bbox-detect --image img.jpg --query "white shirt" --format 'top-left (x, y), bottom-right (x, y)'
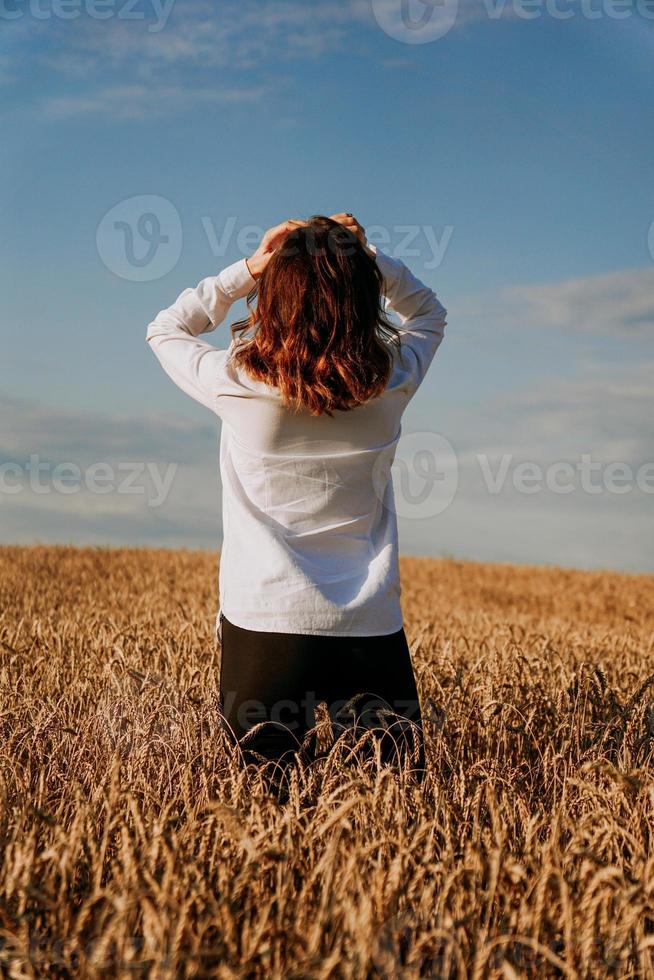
top-left (146, 247), bottom-right (447, 636)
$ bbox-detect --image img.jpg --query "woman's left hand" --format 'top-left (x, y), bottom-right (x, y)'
top-left (329, 213), bottom-right (373, 256)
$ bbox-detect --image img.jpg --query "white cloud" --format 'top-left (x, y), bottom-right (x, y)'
top-left (4, 1), bottom-right (372, 118)
top-left (452, 359), bottom-right (654, 463)
top-left (3, 0), bottom-right (524, 119)
top-left (0, 392), bottom-right (218, 463)
top-left (1, 394), bottom-right (223, 548)
top-left (6, 0), bottom-right (371, 75)
top-left (42, 84), bottom-right (267, 120)
top-left (3, 378), bottom-right (653, 572)
top-left (499, 266), bottom-right (654, 337)
top-left (399, 361), bottom-right (654, 572)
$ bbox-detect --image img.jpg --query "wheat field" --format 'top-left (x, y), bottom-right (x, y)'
top-left (1, 545), bottom-right (653, 978)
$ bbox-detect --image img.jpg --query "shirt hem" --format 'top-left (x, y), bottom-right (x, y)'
top-left (218, 608), bottom-right (405, 638)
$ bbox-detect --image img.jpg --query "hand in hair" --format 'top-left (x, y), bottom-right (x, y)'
top-left (329, 213), bottom-right (374, 256)
top-left (246, 219), bottom-right (306, 280)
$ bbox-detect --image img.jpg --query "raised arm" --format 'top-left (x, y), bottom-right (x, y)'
top-left (146, 220), bottom-right (304, 410)
top-left (372, 246), bottom-right (447, 392)
top-left (329, 213), bottom-right (447, 394)
top-left (145, 258), bottom-right (255, 411)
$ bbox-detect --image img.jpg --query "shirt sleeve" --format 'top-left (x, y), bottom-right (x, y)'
top-left (146, 258), bottom-right (256, 412)
top-left (371, 246), bottom-right (447, 396)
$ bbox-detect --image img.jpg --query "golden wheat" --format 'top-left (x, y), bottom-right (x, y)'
top-left (0, 545), bottom-right (653, 978)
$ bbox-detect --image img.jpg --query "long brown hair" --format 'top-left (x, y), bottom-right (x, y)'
top-left (230, 216), bottom-right (400, 416)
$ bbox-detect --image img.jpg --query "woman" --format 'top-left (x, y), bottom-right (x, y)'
top-left (146, 213), bottom-right (447, 765)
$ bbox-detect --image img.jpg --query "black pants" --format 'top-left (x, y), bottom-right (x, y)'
top-left (218, 614), bottom-right (424, 766)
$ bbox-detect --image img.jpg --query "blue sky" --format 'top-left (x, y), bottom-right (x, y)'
top-left (2, 0), bottom-right (653, 571)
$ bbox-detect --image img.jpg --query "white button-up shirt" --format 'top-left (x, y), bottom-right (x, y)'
top-left (146, 247), bottom-right (447, 636)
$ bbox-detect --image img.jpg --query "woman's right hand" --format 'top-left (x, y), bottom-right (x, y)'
top-left (329, 213), bottom-right (374, 257)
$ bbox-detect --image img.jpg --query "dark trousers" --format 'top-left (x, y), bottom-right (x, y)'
top-left (218, 614), bottom-right (424, 767)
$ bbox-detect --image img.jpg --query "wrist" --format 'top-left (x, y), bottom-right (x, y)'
top-left (246, 255), bottom-right (264, 280)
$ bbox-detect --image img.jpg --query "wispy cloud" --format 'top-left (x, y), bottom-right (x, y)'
top-left (500, 266), bottom-right (654, 337)
top-left (450, 359), bottom-right (654, 462)
top-left (397, 358), bottom-right (654, 571)
top-left (3, 1), bottom-right (371, 119)
top-left (0, 393), bottom-right (217, 464)
top-left (3, 0), bottom-right (525, 119)
top-left (1, 394), bottom-right (223, 547)
top-left (4, 366), bottom-right (653, 571)
top-left (42, 84), bottom-right (267, 120)
top-left (36, 2), bottom-right (364, 73)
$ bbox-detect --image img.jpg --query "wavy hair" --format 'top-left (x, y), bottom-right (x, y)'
top-left (229, 216), bottom-right (400, 416)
